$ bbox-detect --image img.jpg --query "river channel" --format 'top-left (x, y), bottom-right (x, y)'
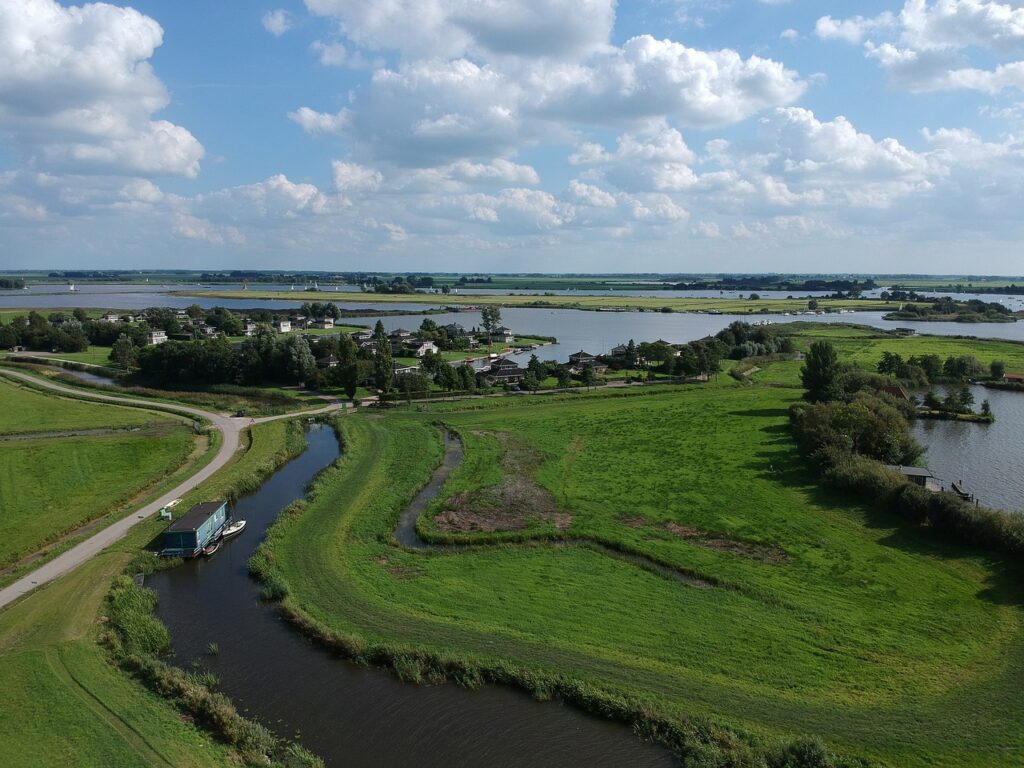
top-left (146, 424), bottom-right (677, 768)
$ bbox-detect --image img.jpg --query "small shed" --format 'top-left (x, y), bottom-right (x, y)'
top-left (161, 501), bottom-right (228, 557)
top-left (886, 465), bottom-right (942, 493)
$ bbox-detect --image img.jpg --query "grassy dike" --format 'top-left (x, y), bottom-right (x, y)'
top-left (0, 419), bottom-right (313, 768)
top-left (249, 379), bottom-right (1024, 768)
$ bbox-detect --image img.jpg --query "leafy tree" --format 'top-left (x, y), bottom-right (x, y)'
top-left (456, 364), bottom-right (476, 391)
top-left (981, 399), bottom-right (992, 417)
top-left (372, 341), bottom-right (393, 393)
top-left (527, 354), bottom-right (544, 378)
top-left (580, 364), bottom-right (597, 390)
top-left (435, 360), bottom-right (458, 391)
top-left (877, 351), bottom-right (904, 376)
top-left (556, 367), bottom-right (572, 388)
top-left (923, 390), bottom-right (942, 409)
top-left (480, 305), bottom-right (502, 337)
top-left (522, 370), bottom-right (540, 392)
top-left (284, 334), bottom-right (316, 383)
top-left (801, 341), bottom-right (842, 402)
top-left (990, 360), bottom-right (1006, 380)
top-left (807, 299), bottom-right (819, 310)
top-left (110, 334), bottom-right (137, 370)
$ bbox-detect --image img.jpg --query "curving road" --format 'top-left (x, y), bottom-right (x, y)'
top-left (0, 368), bottom-right (340, 610)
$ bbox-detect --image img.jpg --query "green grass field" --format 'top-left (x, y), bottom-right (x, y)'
top-left (179, 288), bottom-right (906, 315)
top-left (259, 378), bottom-right (1024, 767)
top-left (0, 377), bottom-right (176, 435)
top-left (0, 418), bottom-right (301, 768)
top-left (0, 430), bottom-right (195, 569)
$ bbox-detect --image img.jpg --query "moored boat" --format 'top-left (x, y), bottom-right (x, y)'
top-left (222, 519), bottom-right (247, 539)
top-left (202, 539), bottom-right (222, 557)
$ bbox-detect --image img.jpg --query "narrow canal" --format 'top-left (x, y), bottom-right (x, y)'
top-left (147, 424), bottom-right (677, 767)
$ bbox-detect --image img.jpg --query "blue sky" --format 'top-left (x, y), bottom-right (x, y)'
top-left (2, 0), bottom-right (1024, 273)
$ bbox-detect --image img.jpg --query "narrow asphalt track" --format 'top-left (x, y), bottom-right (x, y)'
top-left (0, 368), bottom-right (340, 610)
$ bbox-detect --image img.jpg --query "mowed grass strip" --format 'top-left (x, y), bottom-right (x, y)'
top-left (0, 429), bottom-right (195, 569)
top-left (0, 377), bottom-right (177, 435)
top-left (266, 389), bottom-right (1024, 767)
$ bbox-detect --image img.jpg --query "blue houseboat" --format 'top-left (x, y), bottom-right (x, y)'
top-left (160, 501), bottom-right (228, 557)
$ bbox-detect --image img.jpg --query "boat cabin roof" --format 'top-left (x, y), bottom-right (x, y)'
top-left (167, 501), bottom-right (226, 532)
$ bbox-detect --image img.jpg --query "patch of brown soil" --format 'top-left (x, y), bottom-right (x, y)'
top-left (665, 522), bottom-right (789, 563)
top-left (435, 432), bottom-right (572, 534)
top-left (373, 554), bottom-right (423, 579)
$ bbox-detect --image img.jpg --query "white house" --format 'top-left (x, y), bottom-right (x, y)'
top-left (274, 319), bottom-right (292, 333)
top-left (99, 313), bottom-right (121, 323)
top-left (409, 340), bottom-right (439, 357)
top-left (312, 318), bottom-right (334, 329)
top-left (147, 330), bottom-right (168, 345)
top-left (242, 321), bottom-right (257, 337)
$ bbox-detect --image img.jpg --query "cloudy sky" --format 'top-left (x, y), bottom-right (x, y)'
top-left (2, 0), bottom-right (1024, 274)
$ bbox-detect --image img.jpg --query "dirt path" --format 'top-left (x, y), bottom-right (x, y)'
top-left (0, 369), bottom-right (341, 610)
top-left (393, 430), bottom-right (713, 588)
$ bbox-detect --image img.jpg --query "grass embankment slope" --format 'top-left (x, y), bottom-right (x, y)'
top-left (261, 380), bottom-right (1024, 767)
top-left (0, 418), bottom-right (303, 768)
top-left (0, 378), bottom-right (197, 569)
top-left (179, 288), bottom-right (902, 315)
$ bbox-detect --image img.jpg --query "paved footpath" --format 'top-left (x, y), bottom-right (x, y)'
top-left (0, 369), bottom-right (339, 610)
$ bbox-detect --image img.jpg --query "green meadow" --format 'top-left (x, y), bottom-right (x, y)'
top-left (0, 376), bottom-right (173, 434)
top-left (0, 431), bottom-right (194, 569)
top-left (260, 376), bottom-right (1024, 767)
top-left (0, 375), bottom-right (199, 569)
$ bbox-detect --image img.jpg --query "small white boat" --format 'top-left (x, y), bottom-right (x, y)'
top-left (222, 519), bottom-right (247, 539)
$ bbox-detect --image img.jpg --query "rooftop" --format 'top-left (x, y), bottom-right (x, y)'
top-left (167, 501), bottom-right (226, 533)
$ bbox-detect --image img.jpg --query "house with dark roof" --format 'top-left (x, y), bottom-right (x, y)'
top-left (479, 357), bottom-right (526, 387)
top-left (317, 354), bottom-right (338, 369)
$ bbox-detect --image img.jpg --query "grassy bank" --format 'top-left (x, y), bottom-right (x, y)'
top-left (251, 386), bottom-right (1024, 767)
top-left (0, 418), bottom-right (309, 768)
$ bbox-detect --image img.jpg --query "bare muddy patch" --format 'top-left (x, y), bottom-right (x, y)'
top-left (434, 432), bottom-right (571, 534)
top-left (664, 522), bottom-right (789, 563)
